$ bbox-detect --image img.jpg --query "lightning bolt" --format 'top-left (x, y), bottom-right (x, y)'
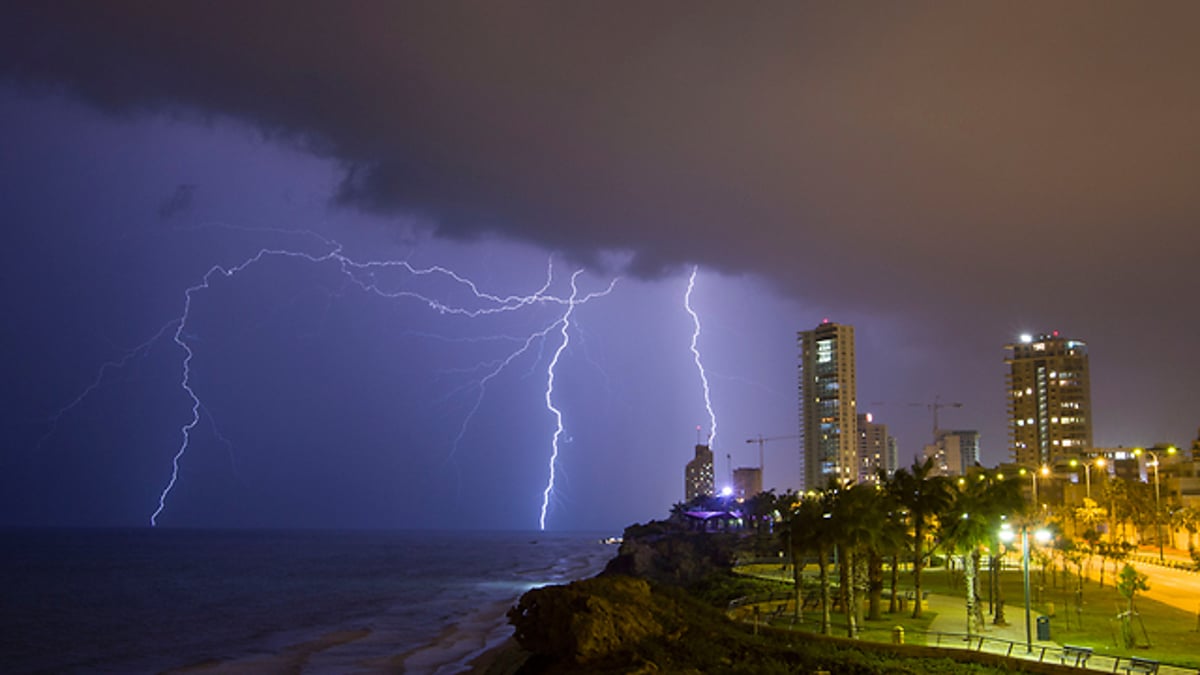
top-left (34, 320), bottom-right (178, 451)
top-left (539, 270), bottom-right (582, 531)
top-left (685, 265), bottom-right (717, 448)
top-left (45, 228), bottom-right (616, 528)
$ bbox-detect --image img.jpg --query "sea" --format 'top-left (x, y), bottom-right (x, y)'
top-left (0, 528), bottom-right (616, 674)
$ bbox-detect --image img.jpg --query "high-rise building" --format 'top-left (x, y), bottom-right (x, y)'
top-left (732, 467), bottom-right (763, 500)
top-left (799, 321), bottom-right (857, 490)
top-left (857, 412), bottom-right (895, 484)
top-left (684, 444), bottom-right (715, 501)
top-left (1005, 332), bottom-right (1093, 467)
top-left (923, 429), bottom-right (979, 476)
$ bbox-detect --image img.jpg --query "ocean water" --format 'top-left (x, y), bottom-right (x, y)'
top-left (0, 528), bottom-right (615, 674)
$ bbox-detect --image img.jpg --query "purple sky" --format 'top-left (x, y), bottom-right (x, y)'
top-left (2, 3), bottom-right (1198, 531)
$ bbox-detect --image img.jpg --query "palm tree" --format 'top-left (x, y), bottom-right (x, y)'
top-left (865, 488), bottom-right (907, 621)
top-left (889, 457), bottom-right (952, 618)
top-left (789, 488), bottom-right (836, 635)
top-left (938, 471), bottom-right (1023, 636)
top-left (745, 489), bottom-right (778, 536)
top-left (830, 483), bottom-right (880, 637)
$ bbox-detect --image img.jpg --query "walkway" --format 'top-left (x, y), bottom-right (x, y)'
top-left (919, 592), bottom-right (1196, 674)
top-left (923, 590), bottom-right (1060, 658)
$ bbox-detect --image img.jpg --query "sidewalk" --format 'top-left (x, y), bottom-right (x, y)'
top-left (923, 591), bottom-right (1064, 661)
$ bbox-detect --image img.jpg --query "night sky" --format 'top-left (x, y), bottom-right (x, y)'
top-left (3, 3), bottom-right (1198, 532)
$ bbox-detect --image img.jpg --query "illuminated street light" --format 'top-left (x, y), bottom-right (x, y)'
top-left (1068, 456), bottom-right (1106, 500)
top-left (1018, 465), bottom-right (1051, 507)
top-left (1135, 446), bottom-right (1177, 563)
top-left (1000, 523), bottom-right (1052, 652)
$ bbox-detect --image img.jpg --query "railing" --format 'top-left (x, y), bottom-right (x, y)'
top-left (1126, 552), bottom-right (1199, 574)
top-left (725, 598), bottom-right (1199, 675)
top-left (914, 629), bottom-right (1196, 675)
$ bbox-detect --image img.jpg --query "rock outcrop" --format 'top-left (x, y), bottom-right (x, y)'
top-left (602, 521), bottom-right (738, 586)
top-left (506, 575), bottom-right (682, 665)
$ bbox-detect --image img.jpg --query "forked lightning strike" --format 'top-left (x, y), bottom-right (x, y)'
top-left (43, 230), bottom-right (615, 528)
top-left (685, 266), bottom-right (718, 449)
top-left (539, 270), bottom-right (583, 531)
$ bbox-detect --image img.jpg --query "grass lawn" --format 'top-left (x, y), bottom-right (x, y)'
top-left (735, 563), bottom-right (941, 644)
top-left (737, 561), bottom-right (1200, 667)
top-left (924, 564), bottom-right (1200, 668)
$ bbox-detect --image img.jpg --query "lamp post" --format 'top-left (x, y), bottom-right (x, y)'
top-left (1069, 457), bottom-right (1106, 500)
top-left (1020, 465), bottom-right (1050, 509)
top-left (1000, 524), bottom-right (1051, 652)
top-left (1138, 447), bottom-right (1178, 563)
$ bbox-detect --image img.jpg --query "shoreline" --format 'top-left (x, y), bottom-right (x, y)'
top-left (162, 541), bottom-right (614, 674)
top-left (465, 637), bottom-right (531, 675)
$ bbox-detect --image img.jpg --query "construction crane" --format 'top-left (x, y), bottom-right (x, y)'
top-left (745, 434), bottom-right (801, 480)
top-left (920, 395), bottom-right (963, 438)
top-left (867, 396), bottom-right (963, 441)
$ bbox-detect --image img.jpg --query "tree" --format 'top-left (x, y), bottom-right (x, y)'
top-left (1097, 540), bottom-right (1132, 588)
top-left (1116, 563), bottom-right (1150, 648)
top-left (789, 489), bottom-right (836, 635)
top-left (889, 458), bottom-right (953, 618)
top-left (829, 483), bottom-right (889, 637)
top-left (938, 471), bottom-right (1023, 636)
top-left (669, 501), bottom-right (689, 521)
top-left (1170, 504), bottom-right (1200, 551)
top-left (862, 485), bottom-right (906, 621)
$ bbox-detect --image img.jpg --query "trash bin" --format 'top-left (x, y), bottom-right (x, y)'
top-left (892, 626), bottom-right (905, 645)
top-left (1036, 615), bottom-right (1051, 640)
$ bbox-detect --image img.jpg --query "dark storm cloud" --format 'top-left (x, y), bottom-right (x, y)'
top-left (3, 1), bottom-right (1199, 312)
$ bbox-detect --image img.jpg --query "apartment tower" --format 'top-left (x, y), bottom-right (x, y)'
top-left (684, 444), bottom-right (715, 501)
top-left (798, 321), bottom-right (858, 490)
top-left (1005, 332), bottom-right (1093, 467)
top-left (857, 412), bottom-right (894, 484)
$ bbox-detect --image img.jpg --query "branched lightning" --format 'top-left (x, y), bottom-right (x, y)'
top-left (35, 320), bottom-right (178, 451)
top-left (539, 270), bottom-right (582, 531)
top-left (47, 228), bottom-right (616, 528)
top-left (685, 265), bottom-right (717, 448)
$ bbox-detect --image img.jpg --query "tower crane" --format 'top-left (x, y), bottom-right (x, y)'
top-left (919, 395), bottom-right (963, 438)
top-left (745, 434), bottom-right (801, 480)
top-left (868, 396), bottom-right (963, 441)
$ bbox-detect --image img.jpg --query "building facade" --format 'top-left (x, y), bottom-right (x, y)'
top-left (924, 429), bottom-right (980, 476)
top-left (799, 321), bottom-right (858, 490)
top-left (685, 443), bottom-right (715, 501)
top-left (856, 412), bottom-right (895, 484)
top-left (1005, 332), bottom-right (1093, 467)
top-left (732, 467), bottom-right (763, 500)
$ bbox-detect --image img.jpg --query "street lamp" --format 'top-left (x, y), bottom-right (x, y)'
top-left (1136, 446), bottom-right (1178, 563)
top-left (1068, 457), bottom-right (1106, 500)
top-left (1000, 523), bottom-right (1052, 652)
top-left (1019, 465), bottom-right (1051, 508)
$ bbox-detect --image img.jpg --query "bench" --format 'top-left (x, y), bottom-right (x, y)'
top-left (1122, 657), bottom-right (1159, 674)
top-left (1058, 644), bottom-right (1093, 667)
